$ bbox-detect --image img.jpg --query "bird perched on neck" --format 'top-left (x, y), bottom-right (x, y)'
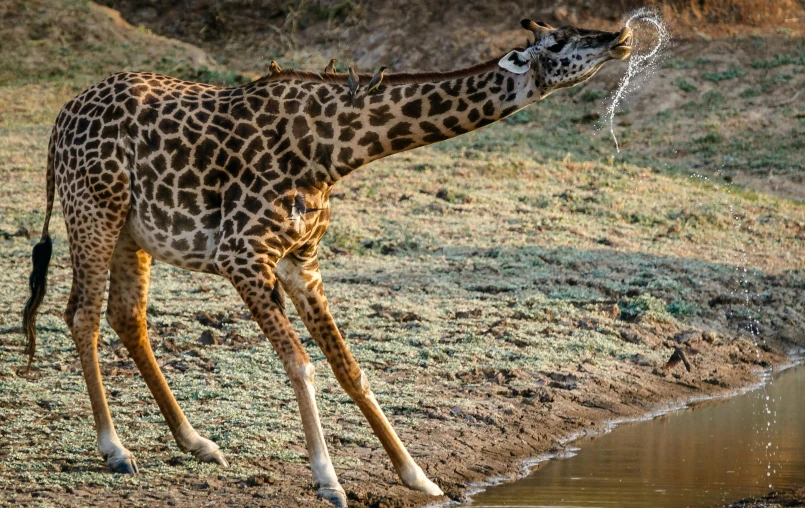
top-left (269, 60), bottom-right (282, 76)
top-left (324, 58), bottom-right (337, 74)
top-left (365, 66), bottom-right (387, 96)
top-left (347, 66), bottom-right (359, 105)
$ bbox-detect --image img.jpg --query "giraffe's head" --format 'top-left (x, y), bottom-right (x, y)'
top-left (499, 19), bottom-right (632, 94)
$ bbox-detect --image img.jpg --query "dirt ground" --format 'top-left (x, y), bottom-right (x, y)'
top-left (1, 1), bottom-right (804, 507)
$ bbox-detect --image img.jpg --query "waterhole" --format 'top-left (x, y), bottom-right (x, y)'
top-left (468, 365), bottom-right (804, 507)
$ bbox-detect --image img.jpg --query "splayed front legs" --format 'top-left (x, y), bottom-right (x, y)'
top-left (276, 255), bottom-right (444, 498)
top-left (226, 266), bottom-right (346, 507)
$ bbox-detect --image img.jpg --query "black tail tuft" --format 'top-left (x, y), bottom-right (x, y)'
top-left (22, 233), bottom-right (53, 373)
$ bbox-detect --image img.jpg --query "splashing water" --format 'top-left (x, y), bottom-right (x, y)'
top-left (607, 8), bottom-right (670, 152)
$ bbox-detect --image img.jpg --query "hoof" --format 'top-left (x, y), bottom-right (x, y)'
top-left (408, 477), bottom-right (443, 497)
top-left (196, 448), bottom-right (229, 468)
top-left (317, 486), bottom-right (347, 508)
top-left (401, 467), bottom-right (444, 496)
top-left (108, 455), bottom-right (139, 474)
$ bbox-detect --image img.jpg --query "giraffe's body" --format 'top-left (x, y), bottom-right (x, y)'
top-left (23, 20), bottom-right (632, 506)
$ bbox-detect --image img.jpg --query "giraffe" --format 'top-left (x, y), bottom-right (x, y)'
top-left (22, 20), bottom-right (632, 506)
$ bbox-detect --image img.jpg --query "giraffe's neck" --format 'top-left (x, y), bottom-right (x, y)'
top-left (326, 66), bottom-right (535, 180)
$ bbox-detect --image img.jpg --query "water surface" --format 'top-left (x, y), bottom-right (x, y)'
top-left (469, 366), bottom-right (805, 507)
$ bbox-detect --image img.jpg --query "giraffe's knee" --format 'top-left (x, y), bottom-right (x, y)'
top-left (291, 362), bottom-right (317, 387)
top-left (105, 305), bottom-right (143, 342)
top-left (343, 369), bottom-right (371, 399)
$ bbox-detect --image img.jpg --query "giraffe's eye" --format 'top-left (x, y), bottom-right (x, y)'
top-left (547, 42), bottom-right (565, 52)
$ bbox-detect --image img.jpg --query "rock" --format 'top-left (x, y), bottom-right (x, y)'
top-left (673, 329), bottom-right (702, 344)
top-left (546, 372), bottom-right (578, 390)
top-left (454, 308), bottom-right (483, 319)
top-left (36, 400), bottom-right (57, 411)
top-left (199, 330), bottom-right (220, 346)
top-left (196, 311), bottom-right (221, 328)
top-left (245, 474), bottom-right (272, 487)
top-left (630, 354), bottom-right (653, 367)
top-left (537, 387), bottom-right (554, 403)
top-left (702, 330), bottom-right (718, 343)
top-left (522, 386), bottom-right (554, 404)
top-left (619, 328), bottom-right (642, 344)
top-left (703, 377), bottom-right (728, 387)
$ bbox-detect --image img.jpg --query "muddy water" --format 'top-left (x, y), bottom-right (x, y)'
top-left (469, 365), bottom-right (805, 507)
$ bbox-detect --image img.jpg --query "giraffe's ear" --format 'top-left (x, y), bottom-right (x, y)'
top-left (498, 50), bottom-right (532, 74)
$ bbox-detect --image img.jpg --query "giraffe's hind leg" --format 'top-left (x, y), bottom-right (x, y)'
top-left (106, 230), bottom-right (228, 467)
top-left (63, 226), bottom-right (138, 474)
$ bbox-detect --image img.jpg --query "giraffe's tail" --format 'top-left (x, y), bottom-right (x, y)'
top-left (22, 129), bottom-right (56, 373)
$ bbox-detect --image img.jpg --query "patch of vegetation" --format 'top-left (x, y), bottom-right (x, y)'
top-left (751, 53), bottom-right (805, 69)
top-left (760, 71), bottom-right (795, 91)
top-left (666, 300), bottom-right (701, 317)
top-left (619, 294), bottom-right (675, 323)
top-left (664, 57), bottom-right (711, 70)
top-left (701, 90), bottom-right (726, 111)
top-left (694, 132), bottom-right (724, 145)
top-left (676, 78), bottom-right (697, 92)
top-left (505, 110), bottom-right (533, 125)
top-left (322, 223), bottom-right (364, 252)
top-left (739, 87), bottom-right (761, 98)
top-left (580, 90), bottom-right (607, 103)
top-left (702, 67), bottom-right (746, 83)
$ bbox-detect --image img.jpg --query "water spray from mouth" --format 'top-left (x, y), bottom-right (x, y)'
top-left (607, 8), bottom-right (670, 152)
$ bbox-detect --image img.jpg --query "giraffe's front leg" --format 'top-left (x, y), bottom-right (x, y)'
top-left (276, 256), bottom-right (444, 498)
top-left (223, 260), bottom-right (346, 507)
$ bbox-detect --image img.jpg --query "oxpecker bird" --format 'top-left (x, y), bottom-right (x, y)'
top-left (365, 66), bottom-right (387, 96)
top-left (347, 66), bottom-right (359, 105)
top-left (324, 58), bottom-right (337, 74)
top-left (269, 60), bottom-right (282, 75)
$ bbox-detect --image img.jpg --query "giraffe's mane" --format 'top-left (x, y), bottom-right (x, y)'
top-left (249, 51), bottom-right (521, 87)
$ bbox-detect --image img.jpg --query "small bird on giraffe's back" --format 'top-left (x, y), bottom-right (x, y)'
top-left (269, 60), bottom-right (282, 76)
top-left (324, 58), bottom-right (337, 74)
top-left (347, 66), bottom-right (359, 105)
top-left (364, 66), bottom-right (387, 97)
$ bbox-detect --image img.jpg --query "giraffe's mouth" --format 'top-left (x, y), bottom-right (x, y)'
top-left (608, 27), bottom-right (633, 60)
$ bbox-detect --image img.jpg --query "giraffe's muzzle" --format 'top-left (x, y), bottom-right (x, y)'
top-left (608, 27), bottom-right (633, 60)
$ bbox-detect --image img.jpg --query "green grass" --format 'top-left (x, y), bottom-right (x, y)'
top-left (676, 79), bottom-right (697, 92)
top-left (751, 53), bottom-right (805, 69)
top-left (702, 67), bottom-right (746, 83)
top-left (580, 90), bottom-right (608, 102)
